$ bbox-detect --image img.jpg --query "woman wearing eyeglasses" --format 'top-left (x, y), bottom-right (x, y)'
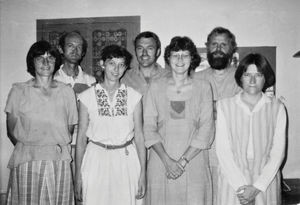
top-left (216, 53), bottom-right (286, 205)
top-left (75, 45), bottom-right (146, 205)
top-left (5, 40), bottom-right (78, 204)
top-left (143, 36), bottom-right (214, 205)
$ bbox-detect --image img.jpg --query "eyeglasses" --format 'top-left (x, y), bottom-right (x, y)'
top-left (170, 53), bottom-right (191, 61)
top-left (35, 55), bottom-right (56, 64)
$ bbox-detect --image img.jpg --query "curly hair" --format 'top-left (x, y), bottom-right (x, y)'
top-left (164, 36), bottom-right (201, 75)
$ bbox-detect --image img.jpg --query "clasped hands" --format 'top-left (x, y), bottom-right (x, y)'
top-left (164, 157), bottom-right (187, 180)
top-left (236, 185), bottom-right (260, 205)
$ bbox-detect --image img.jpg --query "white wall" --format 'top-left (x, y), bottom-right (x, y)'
top-left (1, 0), bottom-right (300, 192)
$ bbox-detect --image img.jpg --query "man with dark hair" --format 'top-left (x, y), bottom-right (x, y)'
top-left (121, 31), bottom-right (167, 96)
top-left (55, 31), bottom-right (95, 94)
top-left (195, 27), bottom-right (241, 205)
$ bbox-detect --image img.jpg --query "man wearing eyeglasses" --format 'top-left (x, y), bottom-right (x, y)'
top-left (195, 27), bottom-right (241, 205)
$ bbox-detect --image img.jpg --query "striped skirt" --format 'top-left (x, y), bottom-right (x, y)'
top-left (6, 160), bottom-right (74, 205)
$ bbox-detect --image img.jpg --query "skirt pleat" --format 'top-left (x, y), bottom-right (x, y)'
top-left (6, 160), bottom-right (74, 205)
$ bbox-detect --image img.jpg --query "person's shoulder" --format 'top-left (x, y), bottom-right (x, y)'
top-left (262, 95), bottom-right (287, 116)
top-left (156, 63), bottom-right (168, 73)
top-left (126, 66), bottom-right (138, 75)
top-left (151, 73), bottom-right (169, 88)
top-left (266, 95), bottom-right (285, 107)
top-left (194, 68), bottom-right (213, 79)
top-left (53, 68), bottom-right (65, 81)
top-left (122, 67), bottom-right (138, 80)
top-left (11, 79), bottom-right (34, 90)
top-left (193, 76), bottom-right (211, 88)
top-left (219, 93), bottom-right (238, 105)
top-left (53, 68), bottom-right (63, 76)
top-left (192, 71), bottom-right (211, 85)
top-left (81, 71), bottom-right (96, 82)
top-left (126, 84), bottom-right (139, 93)
top-left (226, 65), bottom-right (238, 75)
top-left (159, 67), bottom-right (171, 78)
top-left (55, 80), bottom-right (74, 94)
top-left (55, 80), bottom-right (70, 88)
top-left (125, 84), bottom-right (142, 99)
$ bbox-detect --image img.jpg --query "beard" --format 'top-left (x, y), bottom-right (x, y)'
top-left (207, 51), bottom-right (232, 70)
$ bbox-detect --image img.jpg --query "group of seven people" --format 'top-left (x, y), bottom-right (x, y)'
top-left (5, 27), bottom-right (286, 205)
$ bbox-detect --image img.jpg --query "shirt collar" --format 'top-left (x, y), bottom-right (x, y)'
top-left (132, 63), bottom-right (163, 76)
top-left (58, 65), bottom-right (84, 79)
top-left (235, 91), bottom-right (271, 114)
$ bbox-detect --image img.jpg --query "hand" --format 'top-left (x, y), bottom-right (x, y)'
top-left (74, 174), bottom-right (83, 202)
top-left (164, 157), bottom-right (184, 180)
top-left (237, 185), bottom-right (260, 205)
top-left (73, 83), bottom-right (90, 94)
top-left (136, 172), bottom-right (146, 199)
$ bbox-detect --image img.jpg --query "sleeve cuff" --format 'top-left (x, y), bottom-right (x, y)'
top-left (253, 182), bottom-right (266, 192)
top-left (190, 139), bottom-right (212, 150)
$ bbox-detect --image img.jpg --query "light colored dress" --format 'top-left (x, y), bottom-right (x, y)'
top-left (78, 83), bottom-right (142, 205)
top-left (5, 79), bottom-right (78, 205)
top-left (216, 93), bottom-right (286, 205)
top-left (144, 75), bottom-right (214, 205)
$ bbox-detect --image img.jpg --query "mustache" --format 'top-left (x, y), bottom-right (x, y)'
top-left (211, 50), bottom-right (226, 57)
top-left (207, 51), bottom-right (231, 70)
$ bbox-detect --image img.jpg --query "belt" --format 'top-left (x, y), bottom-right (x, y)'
top-left (89, 139), bottom-right (133, 155)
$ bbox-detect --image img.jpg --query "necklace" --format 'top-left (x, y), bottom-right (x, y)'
top-left (175, 83), bottom-right (186, 94)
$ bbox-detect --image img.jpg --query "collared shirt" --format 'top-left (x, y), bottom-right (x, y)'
top-left (54, 65), bottom-right (96, 88)
top-left (121, 63), bottom-right (169, 96)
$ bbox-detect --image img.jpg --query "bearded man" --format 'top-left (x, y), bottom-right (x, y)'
top-left (195, 27), bottom-right (241, 205)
